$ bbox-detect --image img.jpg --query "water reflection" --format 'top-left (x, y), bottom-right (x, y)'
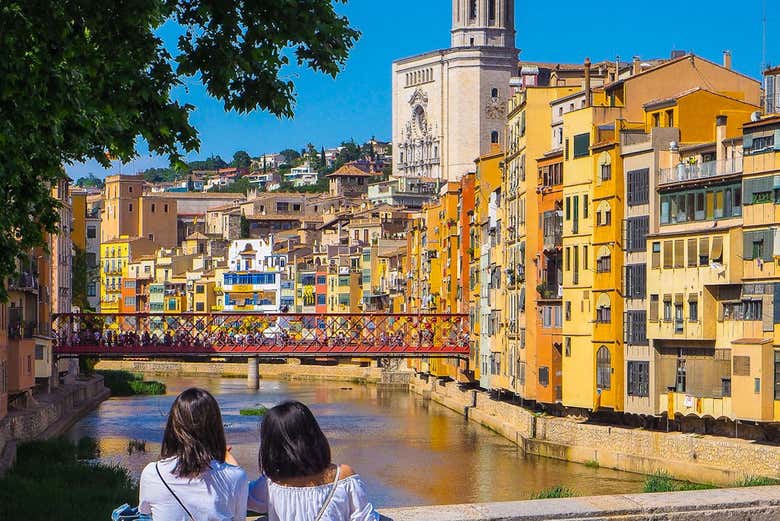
top-left (67, 376), bottom-right (644, 507)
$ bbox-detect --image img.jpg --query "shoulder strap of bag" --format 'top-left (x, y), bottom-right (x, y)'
top-left (314, 465), bottom-right (341, 521)
top-left (156, 462), bottom-right (196, 521)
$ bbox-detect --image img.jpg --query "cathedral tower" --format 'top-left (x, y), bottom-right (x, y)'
top-left (392, 1), bottom-right (518, 182)
top-left (451, 0), bottom-right (515, 48)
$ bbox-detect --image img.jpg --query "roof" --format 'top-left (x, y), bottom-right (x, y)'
top-left (643, 86), bottom-right (760, 110)
top-left (327, 163), bottom-right (375, 177)
top-left (186, 231), bottom-right (208, 241)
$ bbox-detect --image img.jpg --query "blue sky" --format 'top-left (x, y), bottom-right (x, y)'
top-left (67, 0), bottom-right (778, 179)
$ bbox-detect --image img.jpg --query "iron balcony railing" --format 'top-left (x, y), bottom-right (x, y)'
top-left (658, 158), bottom-right (742, 186)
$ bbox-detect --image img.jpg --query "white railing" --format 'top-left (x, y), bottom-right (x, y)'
top-left (658, 158), bottom-right (742, 185)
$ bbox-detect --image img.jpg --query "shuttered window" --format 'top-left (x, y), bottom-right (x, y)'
top-left (649, 294), bottom-right (659, 321)
top-left (573, 133), bottom-right (590, 158)
top-left (651, 242), bottom-right (661, 269)
top-left (624, 310), bottom-right (648, 346)
top-left (743, 176), bottom-right (774, 204)
top-left (627, 361), bottom-right (650, 396)
top-left (687, 239), bottom-right (697, 267)
top-left (663, 241), bottom-right (673, 268)
top-left (674, 239), bottom-right (685, 268)
top-left (625, 263), bottom-right (646, 298)
top-left (743, 229), bottom-right (775, 261)
top-left (625, 216), bottom-right (649, 252)
top-left (627, 169), bottom-right (650, 206)
top-left (699, 237), bottom-right (710, 265)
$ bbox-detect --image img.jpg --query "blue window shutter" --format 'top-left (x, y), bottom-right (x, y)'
top-left (743, 134), bottom-right (754, 150)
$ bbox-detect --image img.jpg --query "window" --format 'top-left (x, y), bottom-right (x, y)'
top-left (755, 378), bottom-right (761, 394)
top-left (596, 293), bottom-right (611, 323)
top-left (583, 244), bottom-right (588, 270)
top-left (722, 378), bottom-right (732, 398)
top-left (596, 250), bottom-right (611, 273)
top-left (663, 241), bottom-right (673, 268)
top-left (195, 285), bottom-right (205, 294)
top-left (539, 366), bottom-right (549, 387)
top-left (565, 301), bottom-right (571, 321)
top-left (87, 282), bottom-right (96, 297)
top-left (625, 263), bottom-right (646, 298)
top-left (649, 294), bottom-right (659, 321)
top-left (490, 131), bottom-right (499, 144)
top-left (124, 296), bottom-right (136, 308)
top-left (652, 113), bottom-right (660, 127)
top-left (651, 241), bottom-right (661, 269)
top-left (624, 310), bottom-right (648, 345)
top-left (626, 169), bottom-right (649, 206)
top-left (600, 163), bottom-right (612, 182)
top-left (674, 239), bottom-right (685, 268)
top-left (627, 361), bottom-right (649, 396)
top-left (774, 351), bottom-right (780, 400)
top-left (573, 133), bottom-right (590, 158)
top-left (676, 358), bottom-right (687, 392)
top-left (317, 294), bottom-right (326, 305)
top-left (565, 197), bottom-right (570, 220)
top-left (128, 203), bottom-right (133, 212)
top-left (87, 226), bottom-right (96, 239)
top-left (596, 346), bottom-right (611, 389)
top-left (597, 201), bottom-right (610, 226)
top-left (564, 337), bottom-right (571, 356)
top-left (663, 295), bottom-right (672, 321)
top-left (689, 296), bottom-right (698, 322)
top-left (491, 87), bottom-right (498, 98)
top-left (469, 0), bottom-right (477, 18)
top-left (625, 216), bottom-right (649, 252)
top-left (674, 301), bottom-right (684, 332)
top-left (164, 204), bottom-right (169, 212)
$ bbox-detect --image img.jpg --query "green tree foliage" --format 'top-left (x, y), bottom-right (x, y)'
top-left (240, 215), bottom-right (251, 239)
top-left (231, 150), bottom-right (251, 169)
top-left (279, 148), bottom-right (301, 165)
top-left (188, 154), bottom-right (228, 171)
top-left (337, 140), bottom-right (361, 165)
top-left (0, 0), bottom-right (359, 300)
top-left (74, 173), bottom-right (104, 189)
top-left (209, 176), bottom-right (252, 194)
top-left (140, 167), bottom-right (180, 183)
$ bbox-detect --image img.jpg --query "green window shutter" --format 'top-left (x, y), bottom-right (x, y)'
top-left (743, 178), bottom-right (754, 205)
top-left (744, 231), bottom-right (754, 260)
top-left (573, 133), bottom-right (590, 158)
top-left (763, 229), bottom-right (775, 261)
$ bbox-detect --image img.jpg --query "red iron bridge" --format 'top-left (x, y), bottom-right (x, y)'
top-left (52, 313), bottom-right (470, 359)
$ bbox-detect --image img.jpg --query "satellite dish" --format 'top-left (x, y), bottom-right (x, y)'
top-left (669, 141), bottom-right (679, 151)
top-left (751, 111), bottom-right (761, 122)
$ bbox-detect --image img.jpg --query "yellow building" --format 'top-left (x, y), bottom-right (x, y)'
top-left (99, 236), bottom-right (155, 313)
top-left (326, 267), bottom-right (362, 313)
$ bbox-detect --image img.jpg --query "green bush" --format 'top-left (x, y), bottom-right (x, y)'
top-left (529, 485), bottom-right (576, 499)
top-left (643, 471), bottom-right (715, 493)
top-left (0, 438), bottom-right (137, 520)
top-left (583, 459), bottom-right (599, 469)
top-left (97, 370), bottom-right (166, 396)
top-left (735, 476), bottom-right (780, 487)
top-left (239, 406), bottom-right (268, 416)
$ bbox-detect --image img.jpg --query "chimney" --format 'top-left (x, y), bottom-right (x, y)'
top-left (584, 57), bottom-right (592, 108)
top-left (632, 56), bottom-right (641, 75)
top-left (716, 115), bottom-right (728, 164)
top-left (723, 50), bottom-right (732, 70)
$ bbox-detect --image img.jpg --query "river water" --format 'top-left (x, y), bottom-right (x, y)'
top-left (66, 376), bottom-right (644, 507)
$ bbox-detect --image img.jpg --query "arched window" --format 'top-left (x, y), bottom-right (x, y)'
top-left (598, 152), bottom-right (612, 182)
top-left (596, 245), bottom-right (611, 273)
top-left (491, 131), bottom-right (499, 144)
top-left (596, 292), bottom-right (611, 324)
top-left (597, 200), bottom-right (612, 226)
top-left (597, 346), bottom-right (611, 389)
top-left (491, 87), bottom-right (499, 98)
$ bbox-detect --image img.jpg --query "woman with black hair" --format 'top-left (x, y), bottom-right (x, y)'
top-left (248, 401), bottom-right (379, 520)
top-left (139, 388), bottom-right (248, 520)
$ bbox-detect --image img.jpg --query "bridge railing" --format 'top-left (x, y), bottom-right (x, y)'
top-left (52, 312), bottom-right (470, 357)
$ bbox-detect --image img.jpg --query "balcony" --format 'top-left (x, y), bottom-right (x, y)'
top-left (659, 392), bottom-right (732, 419)
top-left (8, 272), bottom-right (39, 292)
top-left (658, 158), bottom-right (742, 187)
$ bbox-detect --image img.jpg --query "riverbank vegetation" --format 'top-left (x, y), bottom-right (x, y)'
top-left (239, 406), bottom-right (268, 416)
top-left (529, 485), bottom-right (576, 499)
top-left (98, 370), bottom-right (166, 396)
top-left (0, 438), bottom-right (137, 520)
top-left (642, 471), bottom-right (779, 493)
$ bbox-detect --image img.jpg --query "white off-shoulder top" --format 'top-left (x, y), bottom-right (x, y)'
top-left (247, 467), bottom-right (380, 521)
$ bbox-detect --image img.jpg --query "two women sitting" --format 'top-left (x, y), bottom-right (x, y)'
top-left (138, 388), bottom-right (379, 520)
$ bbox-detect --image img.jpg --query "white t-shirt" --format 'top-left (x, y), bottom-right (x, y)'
top-left (247, 472), bottom-right (379, 521)
top-left (139, 457), bottom-right (248, 521)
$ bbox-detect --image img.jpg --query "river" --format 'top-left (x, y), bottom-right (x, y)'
top-left (66, 376), bottom-right (644, 507)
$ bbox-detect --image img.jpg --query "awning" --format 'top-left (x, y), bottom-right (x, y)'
top-left (731, 337), bottom-right (772, 345)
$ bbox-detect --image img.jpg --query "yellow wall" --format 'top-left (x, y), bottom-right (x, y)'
top-left (71, 191), bottom-right (87, 251)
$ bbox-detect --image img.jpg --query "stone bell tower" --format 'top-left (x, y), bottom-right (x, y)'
top-left (451, 0), bottom-right (516, 48)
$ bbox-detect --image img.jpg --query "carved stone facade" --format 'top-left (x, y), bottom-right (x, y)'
top-left (391, 0), bottom-right (517, 182)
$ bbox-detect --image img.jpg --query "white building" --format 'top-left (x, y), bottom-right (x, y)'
top-left (222, 238), bottom-right (288, 312)
top-left (391, 0), bottom-right (517, 181)
top-left (284, 164), bottom-right (319, 187)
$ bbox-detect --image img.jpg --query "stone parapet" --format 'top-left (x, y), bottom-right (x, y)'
top-left (376, 486), bottom-right (780, 520)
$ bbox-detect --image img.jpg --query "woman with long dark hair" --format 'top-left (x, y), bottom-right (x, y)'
top-left (248, 401), bottom-right (378, 520)
top-left (139, 387), bottom-right (248, 520)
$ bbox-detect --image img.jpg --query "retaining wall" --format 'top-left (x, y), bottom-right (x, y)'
top-left (377, 485), bottom-right (780, 520)
top-left (411, 376), bottom-right (780, 484)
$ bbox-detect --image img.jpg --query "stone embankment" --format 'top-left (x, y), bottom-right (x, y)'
top-left (375, 486), bottom-right (780, 520)
top-left (0, 375), bottom-right (109, 475)
top-left (410, 375), bottom-right (780, 484)
top-left (95, 359), bottom-right (389, 384)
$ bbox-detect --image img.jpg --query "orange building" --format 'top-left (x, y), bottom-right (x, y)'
top-left (102, 174), bottom-right (178, 247)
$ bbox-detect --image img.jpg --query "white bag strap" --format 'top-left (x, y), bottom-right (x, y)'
top-left (314, 465), bottom-right (341, 521)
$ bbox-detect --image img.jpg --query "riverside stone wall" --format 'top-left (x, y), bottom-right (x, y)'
top-left (411, 375), bottom-right (780, 484)
top-left (95, 359), bottom-right (385, 383)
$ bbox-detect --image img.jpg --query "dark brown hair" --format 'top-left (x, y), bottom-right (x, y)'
top-left (259, 401), bottom-right (331, 481)
top-left (161, 387), bottom-right (226, 478)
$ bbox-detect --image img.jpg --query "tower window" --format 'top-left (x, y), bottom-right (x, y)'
top-left (488, 0), bottom-right (496, 23)
top-left (490, 131), bottom-right (499, 144)
top-left (470, 0), bottom-right (477, 19)
top-left (491, 88), bottom-right (499, 98)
